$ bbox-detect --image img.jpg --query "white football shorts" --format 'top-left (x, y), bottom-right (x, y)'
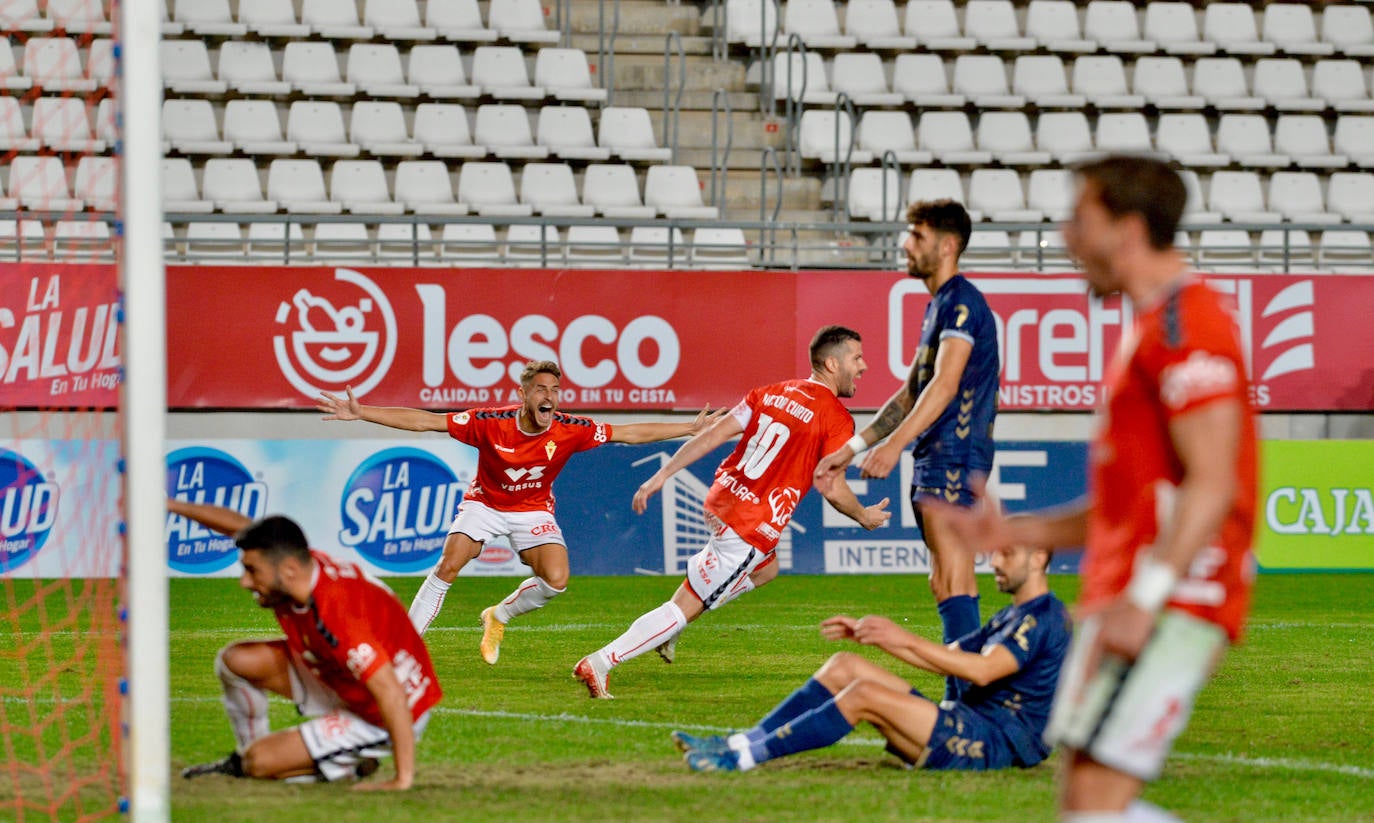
top-left (449, 499), bottom-right (566, 552)
top-left (1044, 609), bottom-right (1227, 781)
top-left (288, 653), bottom-right (431, 782)
top-left (684, 518), bottom-right (774, 612)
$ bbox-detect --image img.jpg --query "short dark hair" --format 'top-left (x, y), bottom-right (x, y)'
top-left (1072, 154), bottom-right (1186, 251)
top-left (809, 325), bottom-right (861, 370)
top-left (235, 515), bottom-right (310, 564)
top-left (519, 360), bottom-right (561, 386)
top-left (906, 199), bottom-right (972, 255)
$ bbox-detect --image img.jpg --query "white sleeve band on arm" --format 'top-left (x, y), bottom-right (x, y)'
top-left (845, 434), bottom-right (868, 455)
top-left (1126, 556), bottom-right (1179, 613)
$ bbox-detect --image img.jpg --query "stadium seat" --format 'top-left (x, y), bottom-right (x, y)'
top-left (31, 96), bottom-right (104, 152)
top-left (951, 55), bottom-right (1023, 109)
top-left (267, 159), bottom-right (342, 214)
top-left (301, 0), bottom-right (373, 38)
top-left (394, 160), bottom-right (469, 215)
top-left (1071, 55), bottom-right (1144, 109)
top-left (413, 103), bottom-right (486, 158)
top-left (1321, 5), bottom-right (1374, 58)
top-left (1036, 111), bottom-right (1094, 163)
top-left (287, 101), bottom-right (361, 157)
top-left (644, 165), bottom-right (718, 219)
top-left (904, 0), bottom-right (976, 51)
top-left (963, 0), bottom-right (1036, 51)
top-left (917, 111), bottom-right (993, 165)
top-left (376, 223), bottom-right (436, 263)
top-left (94, 98), bottom-right (116, 144)
top-left (831, 53), bottom-right (903, 107)
top-left (582, 164), bottom-right (655, 218)
top-left (1253, 59), bottom-right (1322, 112)
top-left (1333, 116), bottom-right (1374, 167)
top-left (1274, 114), bottom-right (1349, 169)
top-left (783, 0), bottom-right (856, 49)
top-left (505, 224), bottom-right (566, 267)
top-left (489, 0), bottom-right (560, 43)
top-left (173, 0), bottom-right (246, 36)
top-left (1262, 4), bottom-right (1334, 57)
top-left (1025, 0), bottom-right (1096, 53)
top-left (534, 49), bottom-right (607, 103)
top-left (282, 42), bottom-right (356, 97)
top-left (53, 220), bottom-right (113, 261)
top-left (520, 162), bottom-right (594, 217)
top-left (474, 104), bottom-right (548, 160)
top-left (86, 39), bottom-right (114, 88)
top-left (162, 157), bottom-right (216, 213)
top-left (25, 37), bottom-right (95, 92)
top-left (163, 99), bottom-right (232, 155)
top-left (472, 46), bottom-right (546, 100)
top-left (1192, 57), bottom-right (1264, 110)
top-left (537, 106), bottom-right (610, 161)
top-left (1195, 228), bottom-right (1257, 269)
top-left (1318, 230), bottom-right (1374, 268)
top-left (0, 219), bottom-right (48, 259)
top-left (1215, 114), bottom-right (1290, 168)
top-left (1132, 56), bottom-right (1204, 110)
top-left (1155, 113), bottom-right (1229, 168)
top-left (47, 0), bottom-right (110, 33)
top-left (223, 100), bottom-right (297, 156)
top-left (724, 0), bottom-right (779, 47)
top-left (330, 160), bottom-right (403, 215)
top-left (238, 0), bottom-right (310, 37)
top-left (311, 222), bottom-right (374, 261)
top-left (407, 45), bottom-right (481, 99)
top-left (245, 222), bottom-right (306, 262)
top-left (976, 111), bottom-right (1050, 166)
top-left (566, 225), bottom-right (626, 265)
top-left (907, 169), bottom-right (970, 215)
top-left (771, 51), bottom-right (836, 105)
top-left (1208, 170), bottom-right (1281, 223)
top-left (1026, 168), bottom-right (1074, 222)
top-left (1083, 0), bottom-right (1155, 54)
top-left (690, 227), bottom-right (751, 268)
top-left (0, 98), bottom-right (38, 152)
top-left (628, 226), bottom-right (689, 267)
top-left (843, 0), bottom-right (915, 49)
top-left (964, 229), bottom-right (1018, 267)
top-left (0, 40), bottom-right (31, 91)
top-left (1202, 3), bottom-right (1275, 56)
top-left (351, 101), bottom-right (423, 157)
top-left (1328, 172), bottom-right (1374, 223)
top-left (1312, 60), bottom-right (1374, 113)
top-left (969, 169), bottom-right (1041, 222)
top-left (804, 110), bottom-right (872, 164)
top-left (185, 222), bottom-right (247, 263)
top-left (892, 54), bottom-right (965, 108)
top-left (1011, 55), bottom-right (1084, 108)
top-left (0, 0), bottom-right (53, 32)
top-left (159, 0), bottom-right (184, 38)
top-left (457, 162), bottom-right (533, 216)
top-left (346, 43), bottom-right (419, 98)
top-left (598, 107), bottom-right (671, 162)
top-left (159, 39), bottom-right (225, 94)
top-left (1094, 112), bottom-right (1153, 154)
top-left (364, 0), bottom-right (437, 41)
top-left (1267, 171), bottom-right (1341, 224)
top-left (1178, 169), bottom-right (1221, 224)
top-left (425, 0), bottom-right (498, 42)
top-left (72, 156), bottom-right (116, 211)
top-left (854, 111), bottom-right (923, 164)
top-left (847, 167), bottom-right (903, 221)
top-left (1016, 229), bottom-right (1073, 269)
top-left (1143, 2), bottom-right (1216, 55)
top-left (218, 42), bottom-right (291, 96)
top-left (440, 223), bottom-right (502, 265)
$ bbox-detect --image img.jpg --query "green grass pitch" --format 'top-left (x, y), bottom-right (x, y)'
top-left (160, 573), bottom-right (1374, 823)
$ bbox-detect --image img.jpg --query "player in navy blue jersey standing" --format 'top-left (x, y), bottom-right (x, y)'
top-left (817, 200), bottom-right (1001, 678)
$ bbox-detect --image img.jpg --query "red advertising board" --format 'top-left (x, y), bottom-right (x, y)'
top-left (3, 263), bottom-right (1372, 413)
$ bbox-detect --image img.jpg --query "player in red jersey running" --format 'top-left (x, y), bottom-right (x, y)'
top-left (573, 325), bottom-right (892, 698)
top-left (317, 360), bottom-right (720, 664)
top-left (938, 155), bottom-right (1258, 823)
top-left (173, 500), bottom-right (442, 791)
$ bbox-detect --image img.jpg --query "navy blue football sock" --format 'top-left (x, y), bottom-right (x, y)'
top-left (755, 699), bottom-right (855, 764)
top-left (938, 594), bottom-right (980, 703)
top-left (747, 677), bottom-right (834, 743)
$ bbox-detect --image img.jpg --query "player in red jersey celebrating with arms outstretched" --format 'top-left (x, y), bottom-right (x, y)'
top-left (940, 155), bottom-right (1258, 823)
top-left (318, 360), bottom-right (720, 664)
top-left (573, 325), bottom-right (892, 698)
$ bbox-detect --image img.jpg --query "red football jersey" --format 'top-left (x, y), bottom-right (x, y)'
top-left (446, 407), bottom-right (612, 513)
top-left (276, 551), bottom-right (442, 726)
top-left (706, 378), bottom-right (856, 551)
top-left (1085, 280), bottom-right (1258, 640)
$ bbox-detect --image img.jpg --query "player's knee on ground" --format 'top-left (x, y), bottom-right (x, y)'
top-left (815, 651), bottom-right (865, 693)
top-left (238, 744), bottom-right (277, 780)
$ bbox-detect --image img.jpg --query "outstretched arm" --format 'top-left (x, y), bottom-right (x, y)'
top-left (813, 469), bottom-right (891, 531)
top-left (167, 498), bottom-right (251, 537)
top-left (610, 406), bottom-right (728, 444)
top-left (353, 661), bottom-right (415, 792)
top-left (631, 413), bottom-right (745, 513)
top-left (317, 386), bottom-right (449, 433)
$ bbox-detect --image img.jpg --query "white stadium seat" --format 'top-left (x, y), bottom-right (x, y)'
top-left (72, 156), bottom-right (116, 211)
top-left (219, 42), bottom-right (292, 96)
top-left (1133, 56), bottom-right (1204, 110)
top-left (173, 0), bottom-right (245, 36)
top-left (31, 96), bottom-right (104, 152)
top-left (364, 0), bottom-right (436, 41)
top-left (1026, 169), bottom-right (1074, 222)
top-left (267, 159), bottom-right (342, 214)
top-left (1026, 0), bottom-right (1096, 53)
top-left (1084, 0), bottom-right (1156, 54)
top-left (0, 97), bottom-right (38, 152)
top-left (1328, 172), bottom-right (1374, 223)
top-left (598, 107), bottom-right (671, 162)
top-left (1267, 171), bottom-right (1341, 224)
top-left (162, 158), bottom-right (215, 213)
top-left (847, 167), bottom-right (903, 221)
top-left (1143, 2), bottom-right (1216, 55)
top-left (223, 100), bottom-right (297, 156)
top-left (312, 222), bottom-right (374, 261)
top-left (489, 0), bottom-right (560, 43)
top-left (472, 46), bottom-right (546, 100)
top-left (918, 110), bottom-right (993, 165)
top-left (162, 99), bottom-right (232, 155)
top-left (474, 104), bottom-right (549, 160)
top-left (286, 101), bottom-right (361, 157)
top-left (783, 0), bottom-right (856, 49)
top-left (394, 160), bottom-right (469, 215)
top-left (457, 162), bottom-right (533, 217)
top-left (976, 111), bottom-right (1050, 166)
top-left (844, 0), bottom-right (915, 49)
top-left (951, 55), bottom-right (1024, 109)
top-left (1156, 113), bottom-right (1229, 168)
top-left (534, 48), bottom-right (607, 103)
top-left (282, 42), bottom-right (356, 97)
top-left (582, 164), bottom-right (655, 218)
top-left (520, 162), bottom-right (594, 217)
top-left (1252, 59), bottom-right (1322, 112)
top-left (1312, 60), bottom-right (1374, 113)
top-left (407, 45), bottom-right (481, 99)
top-left (969, 169), bottom-right (1041, 222)
top-left (301, 0), bottom-right (373, 39)
top-left (963, 0), bottom-right (1036, 51)
top-left (425, 0), bottom-right (497, 42)
top-left (159, 39), bottom-right (224, 94)
top-left (238, 0), bottom-right (310, 37)
top-left (1011, 55), bottom-right (1084, 108)
top-left (644, 165), bottom-right (719, 219)
top-left (346, 43), bottom-right (419, 98)
top-left (330, 160), bottom-right (403, 215)
top-left (1214, 113), bottom-right (1290, 168)
top-left (201, 158), bottom-right (275, 213)
top-left (892, 53), bottom-right (965, 108)
top-left (413, 103), bottom-right (486, 158)
top-left (9, 155), bottom-right (81, 211)
top-left (1208, 170), bottom-right (1281, 223)
top-left (1202, 3), bottom-right (1275, 56)
top-left (1071, 55), bottom-right (1144, 109)
top-left (854, 110), bottom-right (924, 165)
top-left (1192, 57), bottom-right (1264, 110)
top-left (831, 53), bottom-right (904, 107)
top-left (1274, 114), bottom-right (1349, 169)
top-left (1094, 112), bottom-right (1153, 154)
top-left (350, 101), bottom-right (423, 157)
top-left (904, 0), bottom-right (976, 51)
top-left (1262, 4), bottom-right (1334, 57)
top-left (1321, 5), bottom-right (1374, 58)
top-left (537, 106), bottom-right (611, 161)
top-left (628, 226), bottom-right (689, 267)
top-left (1036, 111), bottom-right (1094, 163)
